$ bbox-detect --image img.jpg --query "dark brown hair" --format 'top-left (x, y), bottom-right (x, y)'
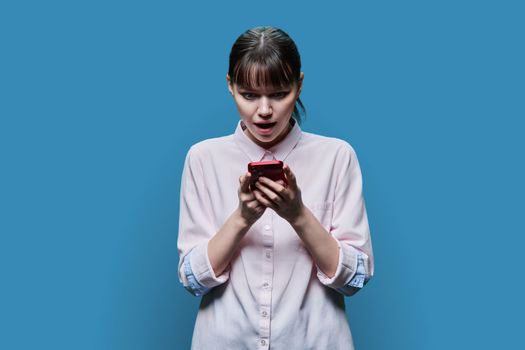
top-left (228, 26), bottom-right (306, 124)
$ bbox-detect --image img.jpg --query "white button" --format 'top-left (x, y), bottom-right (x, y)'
top-left (263, 282), bottom-right (269, 288)
top-left (261, 339), bottom-right (266, 346)
top-left (262, 310), bottom-right (268, 317)
top-left (266, 251), bottom-right (271, 258)
top-left (264, 224), bottom-right (271, 231)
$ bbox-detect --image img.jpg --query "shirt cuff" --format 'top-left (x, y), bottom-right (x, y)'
top-left (189, 242), bottom-right (230, 290)
top-left (316, 239), bottom-right (371, 297)
top-left (183, 251), bottom-right (211, 297)
top-left (346, 253), bottom-right (367, 288)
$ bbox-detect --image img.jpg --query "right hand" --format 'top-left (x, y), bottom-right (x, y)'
top-left (238, 172), bottom-right (266, 226)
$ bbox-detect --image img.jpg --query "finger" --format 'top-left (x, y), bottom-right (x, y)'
top-left (255, 180), bottom-right (283, 206)
top-left (283, 164), bottom-right (297, 189)
top-left (259, 176), bottom-right (291, 202)
top-left (240, 172), bottom-right (252, 193)
top-left (246, 198), bottom-right (263, 210)
top-left (252, 198), bottom-right (267, 212)
top-left (239, 189), bottom-right (256, 202)
top-left (258, 176), bottom-right (286, 196)
top-left (253, 189), bottom-right (277, 210)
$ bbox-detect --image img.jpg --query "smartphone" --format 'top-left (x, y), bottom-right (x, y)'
top-left (247, 160), bottom-right (287, 190)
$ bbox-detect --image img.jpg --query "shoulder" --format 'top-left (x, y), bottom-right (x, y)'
top-left (185, 134), bottom-right (235, 161)
top-left (299, 131), bottom-right (358, 159)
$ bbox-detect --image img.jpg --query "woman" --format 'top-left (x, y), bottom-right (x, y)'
top-left (177, 26), bottom-right (374, 349)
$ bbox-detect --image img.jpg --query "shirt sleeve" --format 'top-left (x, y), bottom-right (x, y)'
top-left (315, 143), bottom-right (374, 297)
top-left (177, 146), bottom-right (230, 296)
top-left (182, 248), bottom-right (212, 297)
top-left (336, 251), bottom-right (370, 297)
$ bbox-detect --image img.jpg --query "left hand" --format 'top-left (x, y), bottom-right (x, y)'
top-left (252, 163), bottom-right (305, 223)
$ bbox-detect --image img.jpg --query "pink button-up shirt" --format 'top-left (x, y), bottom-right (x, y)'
top-left (177, 119), bottom-right (374, 349)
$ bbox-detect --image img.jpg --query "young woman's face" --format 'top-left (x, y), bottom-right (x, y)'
top-left (227, 73), bottom-right (303, 149)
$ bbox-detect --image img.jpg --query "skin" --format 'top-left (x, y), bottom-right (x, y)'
top-left (206, 72), bottom-right (339, 280)
top-left (226, 72), bottom-right (303, 150)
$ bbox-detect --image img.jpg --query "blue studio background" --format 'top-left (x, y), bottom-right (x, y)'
top-left (1, 0), bottom-right (524, 349)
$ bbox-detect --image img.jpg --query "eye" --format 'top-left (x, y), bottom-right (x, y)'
top-left (239, 90), bottom-right (289, 100)
top-left (272, 91), bottom-right (289, 99)
top-left (241, 93), bottom-right (257, 100)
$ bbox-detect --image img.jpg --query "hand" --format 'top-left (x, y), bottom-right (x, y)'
top-left (238, 172), bottom-right (266, 226)
top-left (252, 163), bottom-right (305, 223)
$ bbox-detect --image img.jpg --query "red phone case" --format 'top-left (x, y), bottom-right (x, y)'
top-left (248, 160), bottom-right (287, 190)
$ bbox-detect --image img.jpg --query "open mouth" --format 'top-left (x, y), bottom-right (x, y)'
top-left (254, 122), bottom-right (277, 129)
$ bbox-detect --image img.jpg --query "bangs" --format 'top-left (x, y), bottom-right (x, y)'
top-left (233, 54), bottom-right (295, 90)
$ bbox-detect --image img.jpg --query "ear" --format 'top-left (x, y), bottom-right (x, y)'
top-left (226, 74), bottom-right (234, 96)
top-left (296, 72), bottom-right (304, 97)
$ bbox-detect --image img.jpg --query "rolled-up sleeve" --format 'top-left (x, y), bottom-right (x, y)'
top-left (316, 143), bottom-right (374, 296)
top-left (182, 249), bottom-right (211, 297)
top-left (177, 147), bottom-right (230, 296)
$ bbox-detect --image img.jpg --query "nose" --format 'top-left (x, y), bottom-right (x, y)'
top-left (257, 97), bottom-right (272, 117)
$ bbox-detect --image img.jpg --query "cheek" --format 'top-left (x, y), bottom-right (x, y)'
top-left (233, 96), bottom-right (296, 117)
top-left (275, 99), bottom-right (296, 114)
top-left (235, 100), bottom-right (255, 116)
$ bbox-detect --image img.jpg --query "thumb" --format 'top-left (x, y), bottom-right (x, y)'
top-left (240, 172), bottom-right (252, 193)
top-left (283, 164), bottom-right (297, 189)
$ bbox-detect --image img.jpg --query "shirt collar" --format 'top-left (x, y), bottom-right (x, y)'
top-left (233, 118), bottom-right (302, 162)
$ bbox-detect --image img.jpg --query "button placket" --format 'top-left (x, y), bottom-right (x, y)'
top-left (259, 213), bottom-right (274, 349)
